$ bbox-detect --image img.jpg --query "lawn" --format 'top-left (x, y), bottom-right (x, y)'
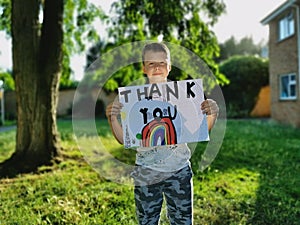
top-left (0, 119), bottom-right (299, 224)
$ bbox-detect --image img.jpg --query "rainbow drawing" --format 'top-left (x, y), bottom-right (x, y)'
top-left (141, 117), bottom-right (177, 147)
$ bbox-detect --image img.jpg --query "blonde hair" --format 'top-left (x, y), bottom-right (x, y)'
top-left (142, 42), bottom-right (171, 64)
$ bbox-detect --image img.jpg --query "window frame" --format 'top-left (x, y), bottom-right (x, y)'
top-left (279, 73), bottom-right (297, 100)
top-left (278, 12), bottom-right (295, 41)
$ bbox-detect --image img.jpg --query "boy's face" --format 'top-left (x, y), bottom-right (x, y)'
top-left (142, 50), bottom-right (171, 83)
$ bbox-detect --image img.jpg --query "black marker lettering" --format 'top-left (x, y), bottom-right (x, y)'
top-left (187, 81), bottom-right (196, 98)
top-left (119, 90), bottom-right (132, 103)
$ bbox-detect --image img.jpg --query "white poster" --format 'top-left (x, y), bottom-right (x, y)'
top-left (118, 79), bottom-right (209, 149)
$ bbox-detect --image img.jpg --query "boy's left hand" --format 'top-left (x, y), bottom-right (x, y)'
top-left (201, 99), bottom-right (219, 116)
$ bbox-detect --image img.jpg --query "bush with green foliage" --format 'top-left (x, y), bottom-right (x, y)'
top-left (0, 70), bottom-right (14, 91)
top-left (219, 56), bottom-right (269, 118)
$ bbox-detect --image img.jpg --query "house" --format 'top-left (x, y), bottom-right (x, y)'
top-left (261, 0), bottom-right (300, 127)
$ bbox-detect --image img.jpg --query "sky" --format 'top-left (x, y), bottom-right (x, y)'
top-left (0, 0), bottom-right (285, 80)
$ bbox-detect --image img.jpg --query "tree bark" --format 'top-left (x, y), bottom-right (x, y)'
top-left (0, 0), bottom-right (63, 176)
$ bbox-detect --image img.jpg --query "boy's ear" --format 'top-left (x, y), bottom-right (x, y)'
top-left (168, 64), bottom-right (172, 72)
top-left (142, 64), bottom-right (146, 74)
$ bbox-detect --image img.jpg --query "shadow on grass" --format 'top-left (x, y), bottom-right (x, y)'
top-left (196, 119), bottom-right (300, 224)
top-left (1, 119), bottom-right (299, 224)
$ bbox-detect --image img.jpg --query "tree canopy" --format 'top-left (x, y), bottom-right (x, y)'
top-left (216, 36), bottom-right (265, 63)
top-left (84, 0), bottom-right (228, 92)
top-left (0, 0), bottom-right (107, 86)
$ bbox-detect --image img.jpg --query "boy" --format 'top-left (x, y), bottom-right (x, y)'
top-left (106, 42), bottom-right (219, 225)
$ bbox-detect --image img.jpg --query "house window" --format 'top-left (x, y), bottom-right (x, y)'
top-left (280, 74), bottom-right (297, 100)
top-left (278, 12), bottom-right (295, 40)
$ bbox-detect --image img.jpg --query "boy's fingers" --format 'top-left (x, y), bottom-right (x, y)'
top-left (106, 102), bottom-right (123, 117)
top-left (201, 99), bottom-right (219, 115)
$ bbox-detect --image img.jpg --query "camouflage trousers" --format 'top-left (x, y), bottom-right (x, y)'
top-left (131, 165), bottom-right (193, 225)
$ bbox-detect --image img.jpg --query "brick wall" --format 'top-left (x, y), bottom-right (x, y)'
top-left (268, 7), bottom-right (300, 127)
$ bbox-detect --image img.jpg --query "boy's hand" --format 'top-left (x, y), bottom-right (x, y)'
top-left (201, 99), bottom-right (219, 116)
top-left (106, 102), bottom-right (123, 121)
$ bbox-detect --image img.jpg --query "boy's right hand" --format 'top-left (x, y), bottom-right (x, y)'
top-left (106, 102), bottom-right (123, 121)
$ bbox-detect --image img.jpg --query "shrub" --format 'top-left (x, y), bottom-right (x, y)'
top-left (220, 56), bottom-right (269, 118)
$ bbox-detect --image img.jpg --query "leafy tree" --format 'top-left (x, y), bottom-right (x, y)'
top-left (85, 0), bottom-right (228, 92)
top-left (0, 0), bottom-right (105, 176)
top-left (219, 55), bottom-right (269, 118)
top-left (217, 36), bottom-right (264, 63)
top-left (0, 70), bottom-right (14, 91)
top-left (218, 36), bottom-right (238, 61)
top-left (238, 37), bottom-right (262, 55)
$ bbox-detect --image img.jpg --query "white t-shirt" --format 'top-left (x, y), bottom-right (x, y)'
top-left (135, 143), bottom-right (191, 172)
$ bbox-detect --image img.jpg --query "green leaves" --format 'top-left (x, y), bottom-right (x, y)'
top-left (94, 0), bottom-right (228, 91)
top-left (220, 56), bottom-right (269, 117)
top-left (0, 0), bottom-right (11, 35)
top-left (217, 36), bottom-right (264, 63)
top-left (0, 0), bottom-right (107, 87)
top-left (62, 0), bottom-right (107, 84)
top-left (0, 70), bottom-right (14, 91)
top-left (63, 0), bottom-right (106, 54)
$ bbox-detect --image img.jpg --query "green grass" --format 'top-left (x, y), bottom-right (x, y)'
top-left (0, 119), bottom-right (299, 224)
top-left (0, 129), bottom-right (15, 162)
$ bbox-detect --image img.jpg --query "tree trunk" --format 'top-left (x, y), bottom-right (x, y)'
top-left (0, 0), bottom-right (64, 176)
